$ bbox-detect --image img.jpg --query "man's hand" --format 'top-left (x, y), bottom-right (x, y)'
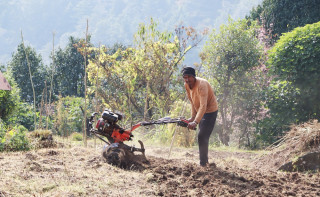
top-left (187, 121), bottom-right (197, 130)
top-left (187, 117), bottom-right (195, 122)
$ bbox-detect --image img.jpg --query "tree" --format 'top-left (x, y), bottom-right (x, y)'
top-left (52, 96), bottom-right (85, 136)
top-left (86, 43), bottom-right (127, 114)
top-left (201, 18), bottom-right (264, 145)
top-left (0, 70), bottom-right (35, 130)
top-left (9, 43), bottom-right (46, 105)
top-left (247, 0), bottom-right (320, 42)
top-left (86, 19), bottom-right (205, 120)
top-left (53, 36), bottom-right (91, 98)
top-left (262, 21), bottom-right (320, 141)
top-left (0, 71), bottom-right (20, 121)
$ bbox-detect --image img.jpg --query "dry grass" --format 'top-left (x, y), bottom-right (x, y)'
top-left (268, 119), bottom-right (320, 152)
top-left (255, 119), bottom-right (320, 171)
top-left (0, 135), bottom-right (263, 197)
top-left (1, 129), bottom-right (319, 196)
top-left (0, 141), bottom-right (158, 197)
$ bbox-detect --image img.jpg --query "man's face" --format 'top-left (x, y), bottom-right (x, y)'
top-left (183, 75), bottom-right (196, 89)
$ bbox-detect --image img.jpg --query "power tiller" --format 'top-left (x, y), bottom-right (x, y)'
top-left (88, 109), bottom-right (194, 166)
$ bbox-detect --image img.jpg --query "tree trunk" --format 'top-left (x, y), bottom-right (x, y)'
top-left (83, 19), bottom-right (88, 147)
top-left (21, 31), bottom-right (37, 130)
top-left (144, 81), bottom-right (150, 120)
top-left (219, 96), bottom-right (230, 146)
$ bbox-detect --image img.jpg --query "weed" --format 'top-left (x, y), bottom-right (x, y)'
top-left (42, 184), bottom-right (57, 192)
top-left (0, 125), bottom-right (30, 152)
top-left (29, 129), bottom-right (52, 139)
top-left (70, 132), bottom-right (83, 141)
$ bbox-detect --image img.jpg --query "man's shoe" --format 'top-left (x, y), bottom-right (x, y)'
top-left (200, 162), bottom-right (216, 169)
top-left (200, 162), bottom-right (208, 167)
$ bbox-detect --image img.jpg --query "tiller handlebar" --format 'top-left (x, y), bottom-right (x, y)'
top-left (88, 110), bottom-right (194, 146)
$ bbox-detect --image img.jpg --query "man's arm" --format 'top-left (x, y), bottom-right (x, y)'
top-left (185, 84), bottom-right (196, 121)
top-left (194, 85), bottom-right (208, 124)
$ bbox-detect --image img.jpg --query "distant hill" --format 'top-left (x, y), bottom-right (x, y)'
top-left (0, 0), bottom-right (262, 66)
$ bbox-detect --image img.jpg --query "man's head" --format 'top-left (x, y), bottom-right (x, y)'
top-left (182, 67), bottom-right (196, 89)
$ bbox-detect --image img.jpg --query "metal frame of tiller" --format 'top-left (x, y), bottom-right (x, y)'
top-left (88, 111), bottom-right (192, 155)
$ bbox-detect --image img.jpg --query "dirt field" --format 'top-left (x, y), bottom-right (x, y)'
top-left (0, 139), bottom-right (319, 197)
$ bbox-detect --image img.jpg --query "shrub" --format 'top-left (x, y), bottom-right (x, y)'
top-left (29, 129), bottom-right (55, 149)
top-left (0, 125), bottom-right (30, 152)
top-left (261, 21), bottom-right (320, 143)
top-left (71, 132), bottom-right (83, 141)
top-left (0, 120), bottom-right (6, 151)
top-left (155, 99), bottom-right (195, 147)
top-left (29, 129), bottom-right (53, 140)
top-left (53, 96), bottom-right (85, 136)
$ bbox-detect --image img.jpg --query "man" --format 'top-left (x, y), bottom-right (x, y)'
top-left (182, 67), bottom-right (218, 167)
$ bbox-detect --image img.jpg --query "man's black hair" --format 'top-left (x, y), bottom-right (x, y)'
top-left (181, 67), bottom-right (196, 77)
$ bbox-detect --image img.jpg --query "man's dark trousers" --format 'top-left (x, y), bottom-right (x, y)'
top-left (198, 110), bottom-right (218, 166)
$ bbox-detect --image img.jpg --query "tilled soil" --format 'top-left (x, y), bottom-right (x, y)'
top-left (145, 156), bottom-right (320, 196)
top-left (0, 143), bottom-right (319, 197)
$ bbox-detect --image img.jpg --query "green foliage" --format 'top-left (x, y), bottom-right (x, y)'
top-left (0, 71), bottom-right (35, 130)
top-left (28, 129), bottom-right (56, 149)
top-left (168, 100), bottom-right (195, 147)
top-left (9, 43), bottom-right (46, 104)
top-left (231, 69), bottom-right (268, 148)
top-left (269, 21), bottom-right (320, 117)
top-left (52, 36), bottom-right (92, 98)
top-left (247, 0), bottom-right (320, 42)
top-left (0, 89), bottom-right (15, 119)
top-left (29, 129), bottom-right (52, 140)
top-left (253, 81), bottom-right (300, 146)
top-left (0, 70), bottom-right (20, 121)
top-left (261, 21), bottom-right (320, 141)
top-left (53, 96), bottom-right (85, 136)
top-left (85, 19), bottom-right (204, 121)
top-left (202, 17), bottom-right (264, 145)
top-left (8, 102), bottom-right (35, 131)
top-left (0, 120), bottom-right (6, 150)
top-left (269, 22), bottom-right (320, 89)
top-left (71, 132), bottom-right (83, 141)
top-left (91, 19), bottom-right (182, 120)
top-left (87, 43), bottom-right (128, 116)
top-left (53, 96), bottom-right (68, 136)
top-left (149, 99), bottom-right (193, 146)
top-left (0, 125), bottom-right (30, 152)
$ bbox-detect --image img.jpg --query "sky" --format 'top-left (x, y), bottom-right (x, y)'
top-left (0, 0), bottom-right (263, 66)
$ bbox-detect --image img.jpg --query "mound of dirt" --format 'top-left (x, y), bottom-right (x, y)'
top-left (29, 131), bottom-right (58, 149)
top-left (279, 152), bottom-right (320, 172)
top-left (255, 120), bottom-right (320, 172)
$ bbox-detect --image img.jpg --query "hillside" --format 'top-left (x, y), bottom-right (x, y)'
top-left (0, 0), bottom-right (263, 66)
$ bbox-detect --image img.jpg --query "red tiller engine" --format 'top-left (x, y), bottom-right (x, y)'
top-left (94, 109), bottom-right (134, 143)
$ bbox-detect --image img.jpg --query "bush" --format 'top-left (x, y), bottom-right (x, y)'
top-left (71, 132), bottom-right (83, 141)
top-left (268, 21), bottom-right (320, 120)
top-left (53, 96), bottom-right (85, 136)
top-left (29, 129), bottom-right (52, 139)
top-left (0, 125), bottom-right (30, 152)
top-left (152, 99), bottom-right (196, 147)
top-left (261, 21), bottom-right (320, 144)
top-left (29, 129), bottom-right (55, 149)
top-left (0, 120), bottom-right (6, 151)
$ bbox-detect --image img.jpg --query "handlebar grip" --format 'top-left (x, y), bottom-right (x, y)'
top-left (140, 122), bottom-right (154, 126)
top-left (177, 120), bottom-right (188, 127)
top-left (177, 120), bottom-right (197, 130)
top-left (89, 112), bottom-right (98, 122)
